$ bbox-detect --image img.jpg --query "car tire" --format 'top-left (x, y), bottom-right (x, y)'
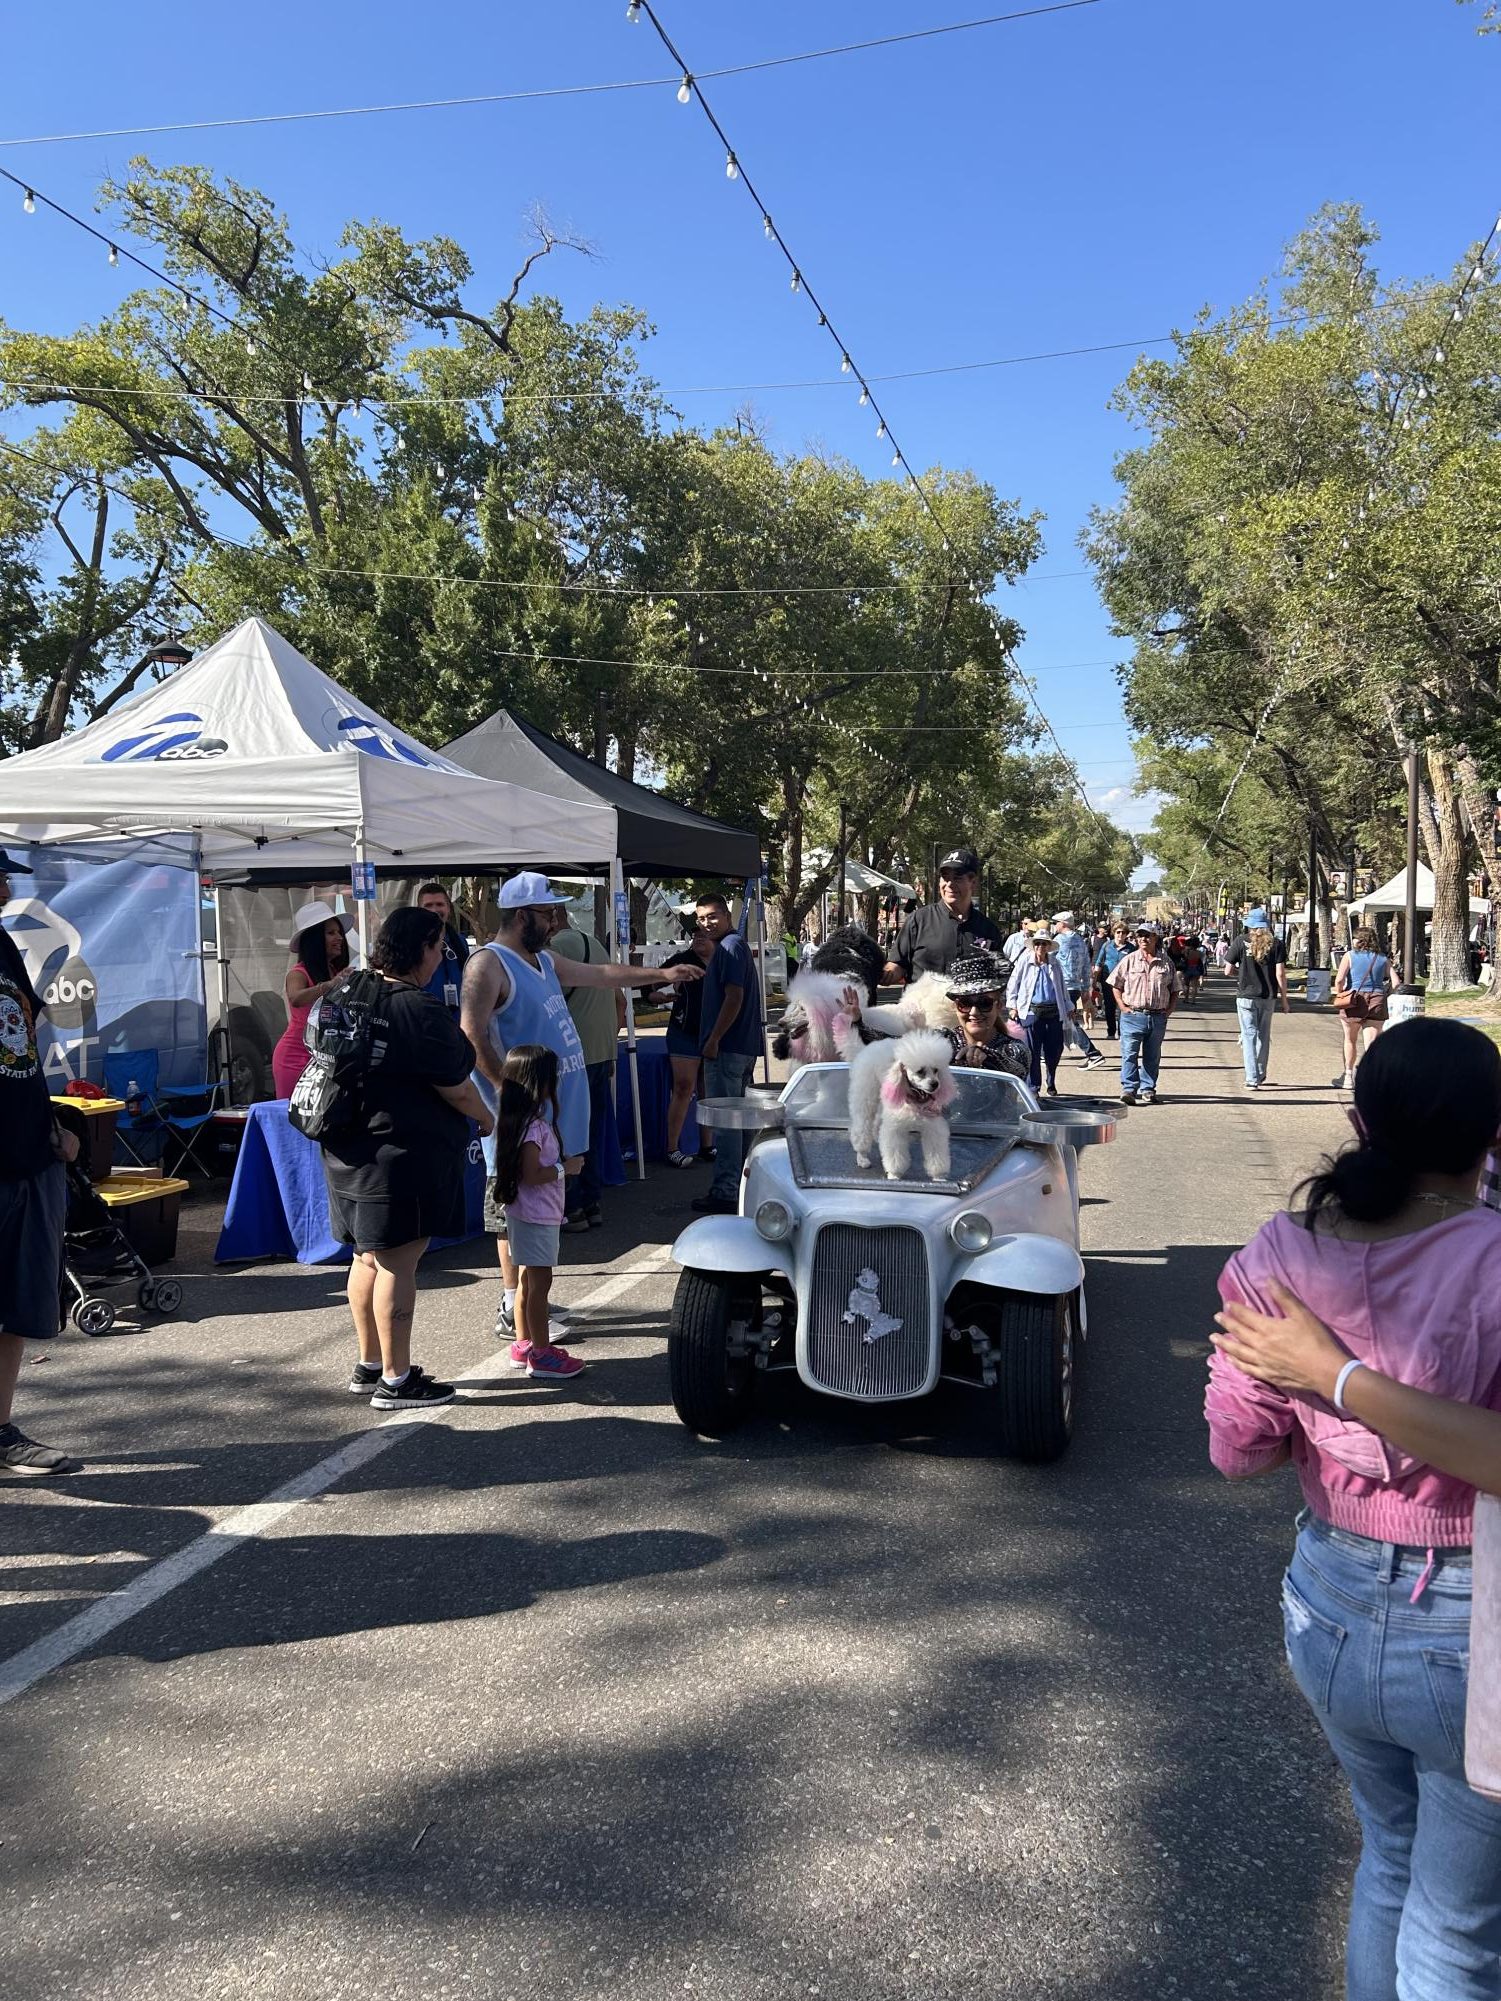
top-left (669, 1268), bottom-right (759, 1437)
top-left (993, 1289), bottom-right (1078, 1462)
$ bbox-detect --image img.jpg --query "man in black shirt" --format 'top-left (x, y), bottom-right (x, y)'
top-left (883, 847), bottom-right (1005, 985)
top-left (0, 848), bottom-right (79, 1476)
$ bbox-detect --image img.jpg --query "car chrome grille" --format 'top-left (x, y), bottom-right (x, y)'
top-left (806, 1223), bottom-right (931, 1399)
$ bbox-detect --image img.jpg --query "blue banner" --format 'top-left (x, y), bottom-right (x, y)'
top-left (5, 843), bottom-right (205, 1090)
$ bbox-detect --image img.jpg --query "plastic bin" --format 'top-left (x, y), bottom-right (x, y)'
top-left (204, 1109), bottom-right (252, 1178)
top-left (54, 1096), bottom-right (125, 1183)
top-left (95, 1174), bottom-right (190, 1265)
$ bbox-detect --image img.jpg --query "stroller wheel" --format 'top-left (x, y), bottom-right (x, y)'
top-left (149, 1278), bottom-right (182, 1315)
top-left (137, 1279), bottom-right (157, 1310)
top-left (73, 1297), bottom-right (117, 1336)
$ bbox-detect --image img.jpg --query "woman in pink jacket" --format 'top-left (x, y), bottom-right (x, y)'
top-left (1206, 1018), bottom-right (1501, 2001)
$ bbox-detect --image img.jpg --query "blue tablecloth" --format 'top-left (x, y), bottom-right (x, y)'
top-left (617, 1037), bottom-right (699, 1162)
top-left (215, 1103), bottom-right (485, 1265)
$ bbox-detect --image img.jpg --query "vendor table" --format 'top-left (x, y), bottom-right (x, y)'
top-left (214, 1103), bottom-right (487, 1265)
top-left (214, 1041), bottom-right (699, 1264)
top-left (617, 1034), bottom-right (699, 1162)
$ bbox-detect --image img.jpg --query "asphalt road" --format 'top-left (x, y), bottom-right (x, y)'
top-left (2, 986), bottom-right (1359, 1999)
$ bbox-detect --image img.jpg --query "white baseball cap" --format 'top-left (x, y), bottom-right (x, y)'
top-left (1052, 909), bottom-right (1075, 925)
top-left (498, 870), bottom-right (568, 909)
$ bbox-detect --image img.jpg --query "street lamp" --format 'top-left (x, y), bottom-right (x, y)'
top-left (143, 634), bottom-right (192, 674)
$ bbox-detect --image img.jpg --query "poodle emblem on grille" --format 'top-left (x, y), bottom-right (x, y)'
top-left (843, 1266), bottom-right (903, 1345)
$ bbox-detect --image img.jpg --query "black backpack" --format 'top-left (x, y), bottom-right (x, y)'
top-left (288, 968), bottom-right (394, 1142)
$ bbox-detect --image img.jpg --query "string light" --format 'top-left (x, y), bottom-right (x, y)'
top-left (725, 152), bottom-right (738, 179)
top-left (789, 269), bottom-right (801, 294)
top-left (763, 214), bottom-right (774, 240)
top-left (858, 385), bottom-right (868, 406)
top-left (22, 188), bottom-right (35, 212)
top-left (677, 74), bottom-right (693, 103)
top-left (107, 244), bottom-right (118, 266)
top-left (626, 0), bottom-right (641, 18)
top-left (840, 354), bottom-right (852, 374)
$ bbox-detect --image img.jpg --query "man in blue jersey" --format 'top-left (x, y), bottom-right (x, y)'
top-left (460, 872), bottom-right (703, 1337)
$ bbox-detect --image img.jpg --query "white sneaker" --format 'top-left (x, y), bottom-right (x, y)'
top-left (1137, 1089), bottom-right (1156, 1106)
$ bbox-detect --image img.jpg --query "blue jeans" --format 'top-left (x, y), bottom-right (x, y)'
top-left (1065, 990), bottom-right (1100, 1058)
top-left (704, 1050), bottom-right (756, 1203)
top-left (1284, 1516), bottom-right (1501, 2000)
top-left (1118, 1009), bottom-right (1167, 1094)
top-left (1236, 996), bottom-right (1274, 1084)
top-left (565, 1060), bottom-right (616, 1215)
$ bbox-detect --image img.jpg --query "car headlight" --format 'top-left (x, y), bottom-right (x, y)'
top-left (949, 1211), bottom-right (993, 1254)
top-left (755, 1199), bottom-right (795, 1242)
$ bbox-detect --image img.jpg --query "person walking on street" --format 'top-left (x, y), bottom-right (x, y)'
top-left (1332, 925), bottom-right (1393, 1091)
top-left (0, 848), bottom-right (81, 1476)
top-left (693, 891), bottom-right (763, 1215)
top-left (1225, 916), bottom-right (1289, 1090)
top-left (1205, 1019), bottom-right (1501, 1998)
top-left (883, 847), bottom-right (1004, 985)
top-left (547, 909), bottom-right (623, 1236)
top-left (661, 921), bottom-right (717, 1168)
top-left (461, 872), bottom-right (703, 1332)
top-left (1092, 922), bottom-right (1131, 1040)
top-left (1001, 917), bottom-right (1033, 968)
top-left (1006, 931), bottom-right (1072, 1097)
top-left (1051, 912), bottom-right (1106, 1071)
top-left (1109, 920), bottom-right (1182, 1106)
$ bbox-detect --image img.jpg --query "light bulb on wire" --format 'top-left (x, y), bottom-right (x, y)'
top-left (626, 0), bottom-right (640, 18)
top-left (790, 269), bottom-right (801, 294)
top-left (22, 189), bottom-right (35, 213)
top-left (763, 214), bottom-right (773, 240)
top-left (677, 74), bottom-right (692, 104)
top-left (108, 244), bottom-right (118, 266)
top-left (858, 386), bottom-right (868, 407)
top-left (725, 153), bottom-right (738, 180)
top-left (840, 354), bottom-right (851, 374)
top-left (875, 420), bottom-right (886, 440)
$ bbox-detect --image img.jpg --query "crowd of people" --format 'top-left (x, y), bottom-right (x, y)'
top-left (8, 840), bottom-right (1501, 1987)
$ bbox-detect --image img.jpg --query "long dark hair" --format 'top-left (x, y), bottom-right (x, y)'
top-left (491, 1044), bottom-right (561, 1208)
top-left (1297, 1018), bottom-right (1501, 1227)
top-left (297, 916), bottom-right (350, 983)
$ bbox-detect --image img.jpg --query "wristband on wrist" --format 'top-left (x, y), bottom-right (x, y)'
top-left (1333, 1358), bottom-right (1367, 1412)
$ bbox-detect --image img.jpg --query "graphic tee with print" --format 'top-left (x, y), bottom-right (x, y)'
top-left (0, 927), bottom-right (55, 1181)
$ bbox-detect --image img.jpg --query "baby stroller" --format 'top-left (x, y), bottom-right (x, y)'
top-left (55, 1107), bottom-right (183, 1335)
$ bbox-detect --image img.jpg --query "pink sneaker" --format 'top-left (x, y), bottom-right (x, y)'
top-left (508, 1339), bottom-right (531, 1371)
top-left (525, 1343), bottom-right (586, 1379)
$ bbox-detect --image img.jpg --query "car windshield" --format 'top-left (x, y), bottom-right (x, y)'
top-left (779, 1062), bottom-right (1031, 1137)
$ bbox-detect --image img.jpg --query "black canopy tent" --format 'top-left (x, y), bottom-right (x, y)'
top-left (442, 709), bottom-right (762, 879)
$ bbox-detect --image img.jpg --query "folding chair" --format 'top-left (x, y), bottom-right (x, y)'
top-left (102, 1049), bottom-right (219, 1177)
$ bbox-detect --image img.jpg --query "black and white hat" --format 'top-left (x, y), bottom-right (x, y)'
top-left (945, 946), bottom-right (1010, 996)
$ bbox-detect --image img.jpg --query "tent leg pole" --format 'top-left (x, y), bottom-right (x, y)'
top-left (211, 880), bottom-right (234, 1104)
top-left (354, 830), bottom-right (371, 964)
top-left (612, 859), bottom-right (646, 1182)
top-left (754, 868), bottom-right (771, 1085)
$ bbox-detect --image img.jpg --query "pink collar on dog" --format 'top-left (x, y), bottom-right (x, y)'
top-left (881, 1070), bottom-right (957, 1116)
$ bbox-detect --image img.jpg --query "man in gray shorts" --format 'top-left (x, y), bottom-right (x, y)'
top-left (0, 849), bottom-right (80, 1476)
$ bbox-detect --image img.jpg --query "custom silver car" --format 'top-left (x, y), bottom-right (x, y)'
top-left (667, 1063), bottom-right (1118, 1460)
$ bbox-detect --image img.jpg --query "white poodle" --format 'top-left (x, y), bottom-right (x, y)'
top-left (847, 1026), bottom-right (957, 1180)
top-left (833, 970), bottom-right (958, 1055)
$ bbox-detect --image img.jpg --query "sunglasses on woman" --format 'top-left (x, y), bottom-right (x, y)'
top-left (949, 993), bottom-right (1000, 1011)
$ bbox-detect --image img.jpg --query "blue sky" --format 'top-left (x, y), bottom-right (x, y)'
top-left (2, 0), bottom-right (1496, 866)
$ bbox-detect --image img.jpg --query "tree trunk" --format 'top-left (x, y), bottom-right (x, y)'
top-left (1455, 750), bottom-right (1501, 1010)
top-left (1425, 752), bottom-right (1472, 992)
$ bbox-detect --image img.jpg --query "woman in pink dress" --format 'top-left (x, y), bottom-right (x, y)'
top-left (270, 900), bottom-right (355, 1100)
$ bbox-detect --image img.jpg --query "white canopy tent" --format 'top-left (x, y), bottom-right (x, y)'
top-left (0, 616), bottom-right (616, 876)
top-left (1347, 862), bottom-right (1488, 920)
top-left (0, 618), bottom-right (674, 1168)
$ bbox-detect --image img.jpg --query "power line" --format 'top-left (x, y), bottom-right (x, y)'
top-left (0, 325), bottom-right (1221, 412)
top-left (0, 5), bottom-right (1100, 151)
top-left (631, 0), bottom-right (1128, 876)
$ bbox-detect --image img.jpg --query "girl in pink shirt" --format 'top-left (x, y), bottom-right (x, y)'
top-left (490, 1045), bottom-right (583, 1381)
top-left (1207, 1018), bottom-right (1501, 1999)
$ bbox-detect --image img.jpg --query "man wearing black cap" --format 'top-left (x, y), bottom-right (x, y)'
top-left (0, 848), bottom-right (80, 1476)
top-left (882, 847), bottom-right (1004, 986)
